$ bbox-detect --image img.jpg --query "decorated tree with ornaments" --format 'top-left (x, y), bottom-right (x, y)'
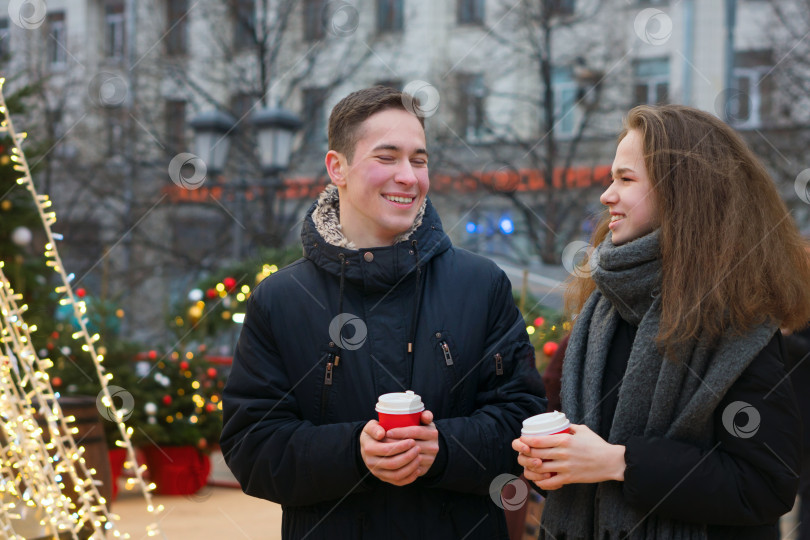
top-left (128, 348), bottom-right (226, 452)
top-left (170, 246), bottom-right (301, 350)
top-left (0, 89), bottom-right (54, 334)
top-left (514, 291), bottom-right (569, 372)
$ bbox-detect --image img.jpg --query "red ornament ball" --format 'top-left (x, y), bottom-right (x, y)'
top-left (52, 377), bottom-right (62, 387)
top-left (162, 395), bottom-right (172, 406)
top-left (223, 277), bottom-right (237, 292)
top-left (148, 350), bottom-right (158, 361)
top-left (543, 341), bottom-right (559, 357)
top-left (205, 403), bottom-right (216, 413)
top-left (207, 367), bottom-right (218, 379)
top-left (46, 342), bottom-right (55, 350)
top-left (179, 360), bottom-right (190, 370)
top-left (534, 316), bottom-right (545, 327)
top-left (75, 288), bottom-right (87, 298)
top-left (50, 331), bottom-right (60, 340)
top-left (206, 288), bottom-right (217, 299)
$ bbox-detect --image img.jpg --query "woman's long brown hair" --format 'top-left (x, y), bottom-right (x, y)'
top-left (566, 105), bottom-right (810, 348)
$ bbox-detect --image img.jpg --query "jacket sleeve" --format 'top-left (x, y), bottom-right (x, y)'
top-left (220, 291), bottom-right (371, 507)
top-left (424, 270), bottom-right (547, 494)
top-left (622, 333), bottom-right (801, 525)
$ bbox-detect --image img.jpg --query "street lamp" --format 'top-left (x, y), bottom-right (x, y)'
top-left (189, 110), bottom-right (236, 175)
top-left (251, 107), bottom-right (302, 245)
top-left (189, 106), bottom-right (301, 256)
top-left (251, 107), bottom-right (303, 175)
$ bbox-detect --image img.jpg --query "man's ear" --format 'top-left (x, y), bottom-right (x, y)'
top-left (325, 150), bottom-right (348, 187)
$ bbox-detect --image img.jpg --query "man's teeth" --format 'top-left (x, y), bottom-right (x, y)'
top-left (385, 195), bottom-right (414, 204)
top-left (610, 215), bottom-right (623, 222)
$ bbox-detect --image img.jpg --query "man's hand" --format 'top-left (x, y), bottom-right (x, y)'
top-left (385, 410), bottom-right (439, 477)
top-left (512, 423), bottom-right (626, 491)
top-left (360, 420), bottom-right (420, 486)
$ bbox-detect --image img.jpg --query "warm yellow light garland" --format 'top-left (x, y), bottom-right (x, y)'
top-left (0, 78), bottom-right (162, 538)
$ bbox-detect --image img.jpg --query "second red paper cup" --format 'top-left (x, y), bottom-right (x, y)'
top-left (521, 411), bottom-right (571, 437)
top-left (376, 390), bottom-right (425, 430)
top-left (521, 411), bottom-right (571, 477)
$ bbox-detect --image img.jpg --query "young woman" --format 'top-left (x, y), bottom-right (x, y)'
top-left (514, 104), bottom-right (810, 539)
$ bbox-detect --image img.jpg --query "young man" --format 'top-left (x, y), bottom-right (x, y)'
top-left (221, 86), bottom-right (546, 539)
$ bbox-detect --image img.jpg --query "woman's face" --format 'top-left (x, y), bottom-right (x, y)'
top-left (601, 129), bottom-right (658, 245)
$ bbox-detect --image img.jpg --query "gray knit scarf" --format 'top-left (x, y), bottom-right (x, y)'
top-left (540, 230), bottom-right (776, 540)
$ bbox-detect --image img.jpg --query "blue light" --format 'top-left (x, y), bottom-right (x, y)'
top-left (499, 217), bottom-right (514, 235)
top-left (466, 222), bottom-right (477, 233)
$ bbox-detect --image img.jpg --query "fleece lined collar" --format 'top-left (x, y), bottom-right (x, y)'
top-left (311, 184), bottom-right (426, 250)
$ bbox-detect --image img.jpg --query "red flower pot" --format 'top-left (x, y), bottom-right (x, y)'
top-left (142, 446), bottom-right (211, 495)
top-left (108, 448), bottom-right (128, 500)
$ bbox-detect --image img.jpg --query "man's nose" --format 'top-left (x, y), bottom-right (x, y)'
top-left (394, 161), bottom-right (419, 185)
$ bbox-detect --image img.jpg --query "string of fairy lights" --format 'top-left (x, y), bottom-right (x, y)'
top-left (0, 78), bottom-right (162, 537)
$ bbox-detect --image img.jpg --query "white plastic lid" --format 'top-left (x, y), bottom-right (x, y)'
top-left (375, 390), bottom-right (425, 414)
top-left (521, 411), bottom-right (571, 436)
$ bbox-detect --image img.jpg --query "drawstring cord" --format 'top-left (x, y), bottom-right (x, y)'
top-left (335, 252), bottom-right (346, 366)
top-left (407, 240), bottom-right (423, 387)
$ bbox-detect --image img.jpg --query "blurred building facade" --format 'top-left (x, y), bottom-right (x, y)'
top-left (0, 0), bottom-right (807, 341)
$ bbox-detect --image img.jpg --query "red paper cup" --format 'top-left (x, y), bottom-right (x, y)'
top-left (521, 411), bottom-right (572, 477)
top-left (376, 390), bottom-right (425, 431)
top-left (377, 411), bottom-right (423, 430)
top-left (520, 411), bottom-right (571, 437)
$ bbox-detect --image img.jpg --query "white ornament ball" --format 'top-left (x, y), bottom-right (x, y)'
top-left (188, 288), bottom-right (204, 302)
top-left (144, 402), bottom-right (157, 415)
top-left (11, 226), bottom-right (32, 246)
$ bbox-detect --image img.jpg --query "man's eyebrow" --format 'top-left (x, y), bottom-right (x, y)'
top-left (372, 144), bottom-right (429, 157)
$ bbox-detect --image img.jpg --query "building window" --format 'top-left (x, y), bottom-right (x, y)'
top-left (166, 0), bottom-right (188, 56)
top-left (633, 58), bottom-right (669, 105)
top-left (165, 99), bottom-right (187, 152)
top-left (105, 107), bottom-right (127, 156)
top-left (458, 0), bottom-right (484, 24)
top-left (232, 0), bottom-right (256, 50)
top-left (302, 87), bottom-right (328, 146)
top-left (550, 0), bottom-right (575, 16)
top-left (728, 50), bottom-right (772, 129)
top-left (552, 67), bottom-right (577, 137)
top-left (47, 11), bottom-right (67, 66)
top-left (105, 2), bottom-right (125, 59)
top-left (377, 0), bottom-right (404, 33)
top-left (304, 0), bottom-right (325, 41)
top-left (457, 73), bottom-right (487, 140)
top-left (0, 19), bottom-right (9, 61)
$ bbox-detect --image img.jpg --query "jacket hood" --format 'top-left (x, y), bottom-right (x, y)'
top-left (302, 185), bottom-right (452, 290)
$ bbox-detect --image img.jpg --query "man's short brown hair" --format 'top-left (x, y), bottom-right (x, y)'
top-left (328, 86), bottom-right (425, 163)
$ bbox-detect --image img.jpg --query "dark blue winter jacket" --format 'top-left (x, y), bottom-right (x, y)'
top-left (221, 194), bottom-right (546, 539)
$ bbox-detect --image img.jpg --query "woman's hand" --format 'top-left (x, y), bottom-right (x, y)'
top-left (512, 424), bottom-right (626, 491)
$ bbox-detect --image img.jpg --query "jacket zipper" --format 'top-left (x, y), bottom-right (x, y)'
top-left (440, 341), bottom-right (454, 366)
top-left (495, 353), bottom-right (503, 376)
top-left (439, 340), bottom-right (460, 416)
top-left (320, 355), bottom-right (334, 421)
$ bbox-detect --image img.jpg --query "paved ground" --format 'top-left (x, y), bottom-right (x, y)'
top-left (112, 486), bottom-right (282, 540)
top-left (111, 484), bottom-right (800, 539)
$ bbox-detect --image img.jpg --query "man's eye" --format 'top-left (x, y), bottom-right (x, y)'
top-left (411, 159), bottom-right (427, 166)
top-left (378, 155), bottom-right (395, 162)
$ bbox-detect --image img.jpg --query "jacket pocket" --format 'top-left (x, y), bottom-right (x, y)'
top-left (432, 331), bottom-right (460, 414)
top-left (314, 351), bottom-right (337, 425)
